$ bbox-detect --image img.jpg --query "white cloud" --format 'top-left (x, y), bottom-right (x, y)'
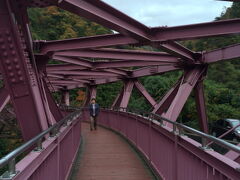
top-left (102, 0), bottom-right (232, 27)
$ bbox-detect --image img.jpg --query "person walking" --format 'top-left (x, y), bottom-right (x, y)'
top-left (89, 98), bottom-right (100, 131)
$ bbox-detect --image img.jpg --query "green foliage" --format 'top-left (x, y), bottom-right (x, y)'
top-left (28, 6), bottom-right (112, 40)
top-left (96, 82), bottom-right (123, 108)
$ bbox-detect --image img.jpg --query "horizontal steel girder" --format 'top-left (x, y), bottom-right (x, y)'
top-left (54, 48), bottom-right (179, 63)
top-left (48, 70), bottom-right (121, 77)
top-left (37, 18), bottom-right (240, 56)
top-left (151, 18), bottom-right (240, 41)
top-left (203, 43), bottom-right (240, 63)
top-left (58, 0), bottom-right (151, 40)
top-left (47, 60), bottom-right (177, 70)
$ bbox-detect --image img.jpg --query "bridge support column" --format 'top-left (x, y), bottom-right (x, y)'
top-left (0, 0), bottom-right (51, 140)
top-left (83, 85), bottom-right (97, 106)
top-left (152, 80), bottom-right (181, 115)
top-left (61, 89), bottom-right (70, 106)
top-left (152, 67), bottom-right (207, 127)
top-left (111, 88), bottom-right (124, 109)
top-left (194, 79), bottom-right (209, 133)
top-left (120, 80), bottom-right (134, 109)
top-left (111, 80), bottom-right (134, 110)
top-left (162, 67), bottom-right (206, 121)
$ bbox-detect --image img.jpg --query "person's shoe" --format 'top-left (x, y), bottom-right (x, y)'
top-left (94, 127), bottom-right (97, 130)
top-left (90, 128), bottom-right (93, 131)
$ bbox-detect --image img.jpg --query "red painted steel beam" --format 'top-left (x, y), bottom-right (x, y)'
top-left (61, 89), bottom-right (70, 106)
top-left (37, 19), bottom-right (240, 55)
top-left (92, 77), bottom-right (121, 86)
top-left (61, 64), bottom-right (200, 90)
top-left (203, 43), bottom-right (240, 63)
top-left (119, 80), bottom-right (134, 108)
top-left (54, 48), bottom-right (180, 63)
top-left (46, 64), bottom-right (88, 71)
top-left (58, 0), bottom-right (151, 40)
top-left (48, 70), bottom-right (121, 77)
top-left (95, 60), bottom-right (175, 69)
top-left (132, 65), bottom-right (180, 78)
top-left (32, 0), bottom-right (196, 62)
top-left (50, 80), bottom-right (85, 85)
top-left (194, 79), bottom-right (209, 133)
top-left (154, 41), bottom-right (196, 63)
top-left (42, 80), bottom-right (63, 121)
top-left (37, 34), bottom-right (138, 54)
top-left (46, 60), bottom-right (175, 70)
top-left (92, 66), bottom-right (180, 87)
top-left (38, 35), bottom-right (194, 62)
top-left (47, 65), bottom-right (180, 89)
top-left (162, 67), bottom-right (207, 122)
top-left (134, 80), bottom-right (157, 108)
top-left (64, 84), bottom-right (87, 90)
top-left (52, 55), bottom-right (93, 68)
top-left (83, 85), bottom-right (97, 106)
top-left (65, 75), bottom-right (116, 80)
top-left (48, 76), bottom-right (90, 84)
top-left (152, 80), bottom-right (181, 115)
top-left (103, 69), bottom-right (128, 76)
top-left (0, 0), bottom-right (49, 141)
top-left (111, 88), bottom-right (124, 109)
top-left (151, 18), bottom-right (240, 41)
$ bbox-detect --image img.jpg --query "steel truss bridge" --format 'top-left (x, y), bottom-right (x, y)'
top-left (0, 0), bottom-right (240, 179)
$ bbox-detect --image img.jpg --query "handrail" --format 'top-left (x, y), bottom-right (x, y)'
top-left (0, 109), bottom-right (81, 177)
top-left (116, 107), bottom-right (240, 154)
top-left (64, 106), bottom-right (240, 154)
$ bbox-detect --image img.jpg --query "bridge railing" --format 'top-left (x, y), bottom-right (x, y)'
top-left (120, 107), bottom-right (240, 153)
top-left (0, 110), bottom-right (82, 180)
top-left (66, 105), bottom-right (240, 153)
top-left (81, 107), bottom-right (240, 180)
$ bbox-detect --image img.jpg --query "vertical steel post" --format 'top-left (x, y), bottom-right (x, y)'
top-left (0, 0), bottom-right (49, 141)
top-left (194, 79), bottom-right (209, 133)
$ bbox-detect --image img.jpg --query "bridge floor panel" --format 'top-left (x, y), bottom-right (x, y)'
top-left (70, 123), bottom-right (154, 180)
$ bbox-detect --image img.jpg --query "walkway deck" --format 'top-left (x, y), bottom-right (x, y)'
top-left (70, 123), bottom-right (155, 180)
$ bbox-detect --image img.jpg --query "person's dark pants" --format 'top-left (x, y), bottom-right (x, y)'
top-left (90, 116), bottom-right (97, 130)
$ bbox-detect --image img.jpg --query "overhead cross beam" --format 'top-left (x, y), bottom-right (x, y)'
top-left (53, 55), bottom-right (93, 68)
top-left (151, 18), bottom-right (240, 41)
top-left (54, 48), bottom-right (180, 63)
top-left (58, 0), bottom-right (151, 40)
top-left (47, 59), bottom-right (177, 70)
top-left (203, 43), bottom-right (240, 63)
top-left (37, 34), bottom-right (138, 54)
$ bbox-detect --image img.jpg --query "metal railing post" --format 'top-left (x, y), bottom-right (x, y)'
top-left (172, 124), bottom-right (177, 135)
top-left (8, 158), bottom-right (16, 177)
top-left (178, 126), bottom-right (185, 136)
top-left (201, 137), bottom-right (210, 150)
top-left (34, 138), bottom-right (43, 152)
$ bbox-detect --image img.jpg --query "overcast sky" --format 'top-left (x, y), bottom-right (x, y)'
top-left (102, 0), bottom-right (232, 27)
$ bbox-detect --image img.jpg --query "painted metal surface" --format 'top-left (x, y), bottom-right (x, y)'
top-left (0, 0), bottom-right (49, 141)
top-left (0, 0), bottom-right (240, 177)
top-left (83, 109), bottom-right (240, 180)
top-left (0, 111), bottom-right (82, 180)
